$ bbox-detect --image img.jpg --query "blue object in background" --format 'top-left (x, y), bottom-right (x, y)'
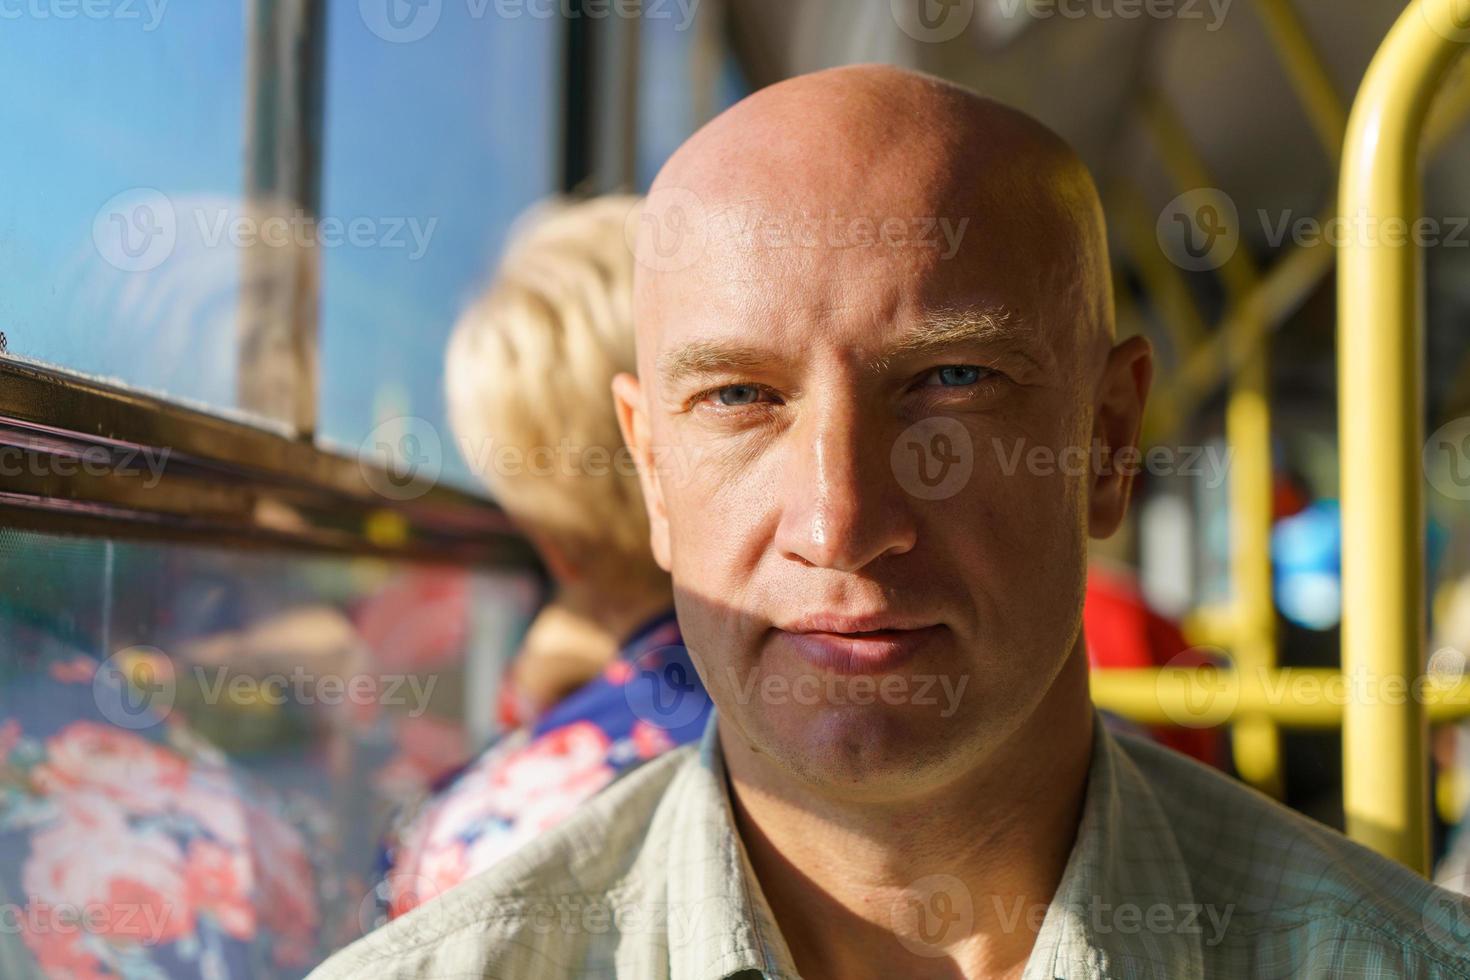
top-left (1272, 498), bottom-right (1449, 631)
top-left (1272, 499), bottom-right (1343, 630)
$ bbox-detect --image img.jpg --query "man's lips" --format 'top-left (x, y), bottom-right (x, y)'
top-left (773, 617), bottom-right (946, 675)
top-left (780, 612), bottom-right (940, 634)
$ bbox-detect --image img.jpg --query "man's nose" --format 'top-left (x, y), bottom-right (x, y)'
top-left (773, 402), bottom-right (918, 572)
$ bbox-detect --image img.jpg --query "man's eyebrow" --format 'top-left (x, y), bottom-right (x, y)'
top-left (658, 341), bottom-right (773, 388)
top-left (870, 306), bottom-right (1044, 372)
top-left (657, 307), bottom-right (1043, 386)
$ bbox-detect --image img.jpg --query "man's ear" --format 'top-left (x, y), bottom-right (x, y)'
top-left (612, 372), bottom-right (672, 571)
top-left (1088, 334), bottom-right (1153, 540)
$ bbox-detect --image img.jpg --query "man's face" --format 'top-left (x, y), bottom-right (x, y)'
top-left (620, 195), bottom-right (1118, 799)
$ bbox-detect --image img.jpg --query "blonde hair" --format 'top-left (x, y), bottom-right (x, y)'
top-left (445, 195), bottom-right (660, 590)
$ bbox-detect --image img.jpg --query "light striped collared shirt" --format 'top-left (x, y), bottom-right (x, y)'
top-left (310, 712), bottom-right (1470, 979)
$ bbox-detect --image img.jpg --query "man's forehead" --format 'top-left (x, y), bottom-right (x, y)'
top-left (630, 66), bottom-right (1111, 379)
top-left (633, 198), bottom-right (1076, 378)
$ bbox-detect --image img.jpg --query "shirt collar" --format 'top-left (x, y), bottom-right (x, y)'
top-left (1023, 714), bottom-right (1203, 980)
top-left (665, 712), bottom-right (802, 980)
top-left (670, 711), bottom-right (1202, 980)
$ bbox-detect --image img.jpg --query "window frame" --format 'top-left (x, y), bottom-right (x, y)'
top-left (0, 0), bottom-right (647, 571)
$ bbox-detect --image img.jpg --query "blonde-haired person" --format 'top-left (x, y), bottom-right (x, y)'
top-left (367, 197), bottom-right (712, 924)
top-left (446, 194), bottom-right (674, 726)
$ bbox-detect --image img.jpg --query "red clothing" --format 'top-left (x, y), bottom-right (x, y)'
top-left (1084, 565), bottom-right (1226, 767)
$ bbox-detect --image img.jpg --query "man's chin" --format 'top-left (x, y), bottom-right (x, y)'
top-left (740, 701), bottom-right (989, 799)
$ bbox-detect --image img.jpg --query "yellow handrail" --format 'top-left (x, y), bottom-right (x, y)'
top-left (1151, 60), bottom-right (1470, 445)
top-left (1253, 0), bottom-right (1347, 163)
top-left (1092, 667), bottom-right (1470, 729)
top-left (1338, 0), bottom-right (1467, 873)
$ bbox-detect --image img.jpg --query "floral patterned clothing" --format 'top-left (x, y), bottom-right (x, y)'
top-left (0, 640), bottom-right (332, 979)
top-left (375, 611), bottom-right (711, 920)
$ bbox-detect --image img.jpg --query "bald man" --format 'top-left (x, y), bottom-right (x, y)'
top-left (312, 66), bottom-right (1469, 980)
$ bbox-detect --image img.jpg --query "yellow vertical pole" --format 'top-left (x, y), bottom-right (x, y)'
top-left (1220, 0), bottom-right (1350, 800)
top-left (1227, 327), bottom-right (1283, 797)
top-left (1146, 93), bottom-right (1283, 795)
top-left (1252, 0), bottom-right (1347, 162)
top-left (1338, 0), bottom-right (1466, 873)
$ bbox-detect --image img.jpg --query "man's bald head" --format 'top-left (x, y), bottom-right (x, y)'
top-left (634, 64), bottom-right (1115, 379)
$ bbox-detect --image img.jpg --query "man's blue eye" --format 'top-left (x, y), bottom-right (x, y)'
top-left (930, 365), bottom-right (984, 386)
top-left (715, 384), bottom-right (763, 406)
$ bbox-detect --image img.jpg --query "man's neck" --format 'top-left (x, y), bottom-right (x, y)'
top-left (721, 651), bottom-right (1095, 980)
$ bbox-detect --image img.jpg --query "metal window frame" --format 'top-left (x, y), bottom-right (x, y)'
top-left (0, 356), bottom-right (537, 569)
top-left (240, 0), bottom-right (328, 435)
top-left (561, 0), bottom-right (641, 194)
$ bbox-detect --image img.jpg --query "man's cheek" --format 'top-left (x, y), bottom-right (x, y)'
top-left (946, 468), bottom-right (1080, 581)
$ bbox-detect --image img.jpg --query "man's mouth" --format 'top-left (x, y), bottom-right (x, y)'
top-left (774, 615), bottom-right (945, 674)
